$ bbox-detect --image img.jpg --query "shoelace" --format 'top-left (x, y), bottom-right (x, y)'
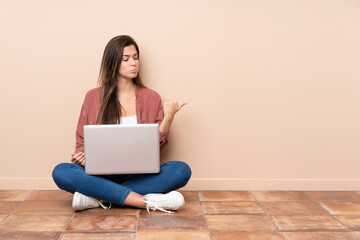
top-left (99, 201), bottom-right (112, 210)
top-left (143, 199), bottom-right (174, 214)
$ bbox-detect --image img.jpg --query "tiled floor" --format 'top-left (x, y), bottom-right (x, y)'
top-left (0, 190), bottom-right (360, 239)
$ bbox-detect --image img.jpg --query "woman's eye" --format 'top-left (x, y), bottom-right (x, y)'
top-left (122, 55), bottom-right (137, 61)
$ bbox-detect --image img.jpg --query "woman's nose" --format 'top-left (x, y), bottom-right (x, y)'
top-left (130, 58), bottom-right (136, 65)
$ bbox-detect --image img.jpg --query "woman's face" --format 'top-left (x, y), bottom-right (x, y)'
top-left (118, 45), bottom-right (139, 80)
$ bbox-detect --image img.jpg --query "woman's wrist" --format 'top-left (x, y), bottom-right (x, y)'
top-left (163, 115), bottom-right (174, 123)
top-left (159, 116), bottom-right (173, 134)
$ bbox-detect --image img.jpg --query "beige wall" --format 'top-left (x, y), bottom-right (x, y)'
top-left (1, 0), bottom-right (359, 190)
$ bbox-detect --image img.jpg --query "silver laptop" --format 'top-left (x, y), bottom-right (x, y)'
top-left (84, 124), bottom-right (160, 175)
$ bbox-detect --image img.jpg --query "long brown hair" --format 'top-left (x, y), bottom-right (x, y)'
top-left (96, 35), bottom-right (145, 124)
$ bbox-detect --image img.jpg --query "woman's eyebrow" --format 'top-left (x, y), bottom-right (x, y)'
top-left (122, 53), bottom-right (138, 57)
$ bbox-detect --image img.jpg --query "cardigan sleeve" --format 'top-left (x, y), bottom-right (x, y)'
top-left (155, 96), bottom-right (169, 150)
top-left (75, 97), bottom-right (88, 153)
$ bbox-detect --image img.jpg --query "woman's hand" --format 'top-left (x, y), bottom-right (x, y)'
top-left (163, 100), bottom-right (187, 121)
top-left (71, 152), bottom-right (85, 167)
top-left (160, 100), bottom-right (186, 134)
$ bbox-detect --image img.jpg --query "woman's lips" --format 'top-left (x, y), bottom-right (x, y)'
top-left (130, 69), bottom-right (137, 73)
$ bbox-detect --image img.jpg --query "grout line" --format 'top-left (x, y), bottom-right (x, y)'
top-left (134, 208), bottom-right (140, 239)
top-left (26, 190), bottom-right (36, 200)
top-left (6, 190), bottom-right (35, 216)
top-left (56, 212), bottom-right (75, 240)
top-left (194, 189), bottom-right (200, 201)
top-left (4, 202), bottom-right (22, 216)
top-left (197, 190), bottom-right (213, 240)
top-left (302, 191), bottom-right (355, 233)
top-left (350, 231), bottom-right (360, 239)
top-left (248, 191), bottom-right (288, 239)
top-left (196, 189), bottom-right (202, 202)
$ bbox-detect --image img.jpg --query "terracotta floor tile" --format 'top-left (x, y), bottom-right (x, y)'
top-left (334, 215), bottom-right (360, 230)
top-left (0, 231), bottom-right (61, 240)
top-left (66, 215), bottom-right (137, 231)
top-left (198, 191), bottom-right (253, 201)
top-left (60, 232), bottom-right (135, 239)
top-left (137, 215), bottom-right (206, 232)
top-left (251, 191), bottom-right (310, 202)
top-left (0, 201), bottom-right (21, 214)
top-left (0, 190), bottom-right (33, 201)
top-left (201, 201), bottom-right (264, 215)
top-left (4, 189), bottom-right (360, 237)
top-left (12, 200), bottom-right (73, 214)
top-left (0, 214), bottom-right (72, 232)
top-left (27, 190), bottom-right (73, 201)
top-left (271, 215), bottom-right (348, 231)
top-left (261, 200), bottom-right (328, 216)
top-left (140, 201), bottom-right (202, 215)
top-left (319, 201), bottom-right (360, 215)
top-left (283, 232), bottom-right (359, 240)
top-left (76, 206), bottom-right (139, 215)
top-left (205, 215), bottom-right (276, 232)
top-left (136, 231), bottom-right (210, 240)
top-left (178, 190), bottom-right (199, 201)
top-left (210, 232), bottom-right (285, 240)
top-left (305, 191), bottom-right (360, 201)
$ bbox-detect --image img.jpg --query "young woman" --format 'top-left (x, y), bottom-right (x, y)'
top-left (52, 35), bottom-right (191, 213)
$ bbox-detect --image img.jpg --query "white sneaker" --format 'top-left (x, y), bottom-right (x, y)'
top-left (72, 192), bottom-right (111, 211)
top-left (143, 191), bottom-right (185, 214)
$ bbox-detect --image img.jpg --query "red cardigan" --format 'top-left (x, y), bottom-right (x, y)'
top-left (75, 85), bottom-right (169, 153)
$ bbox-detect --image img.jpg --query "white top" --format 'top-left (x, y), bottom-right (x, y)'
top-left (120, 115), bottom-right (137, 125)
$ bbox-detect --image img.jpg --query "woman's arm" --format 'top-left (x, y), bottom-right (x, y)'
top-left (72, 93), bottom-right (89, 166)
top-left (159, 100), bottom-right (187, 134)
top-left (75, 100), bottom-right (88, 154)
